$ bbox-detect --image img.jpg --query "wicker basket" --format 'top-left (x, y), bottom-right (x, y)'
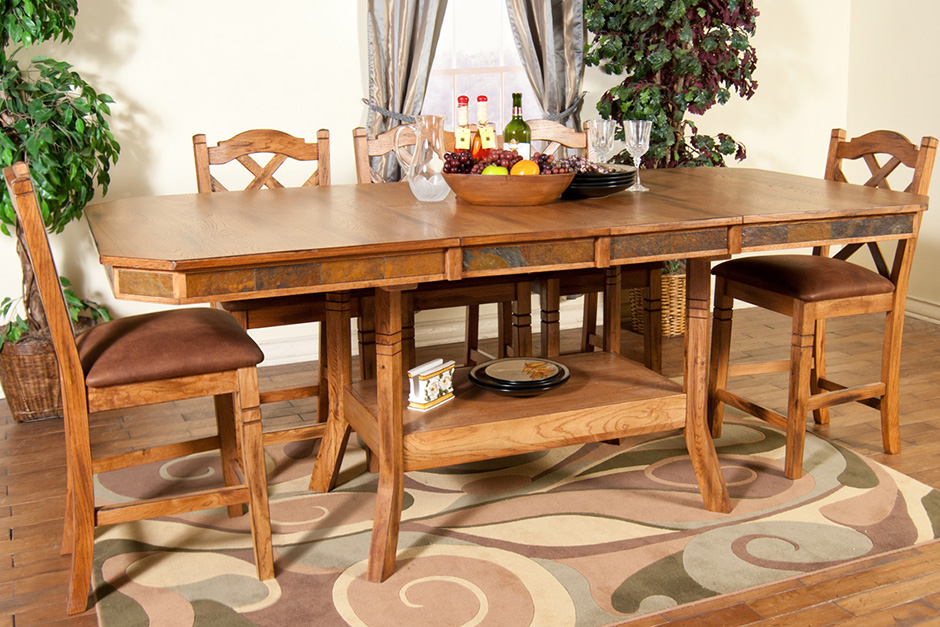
top-left (0, 335), bottom-right (62, 423)
top-left (628, 273), bottom-right (686, 338)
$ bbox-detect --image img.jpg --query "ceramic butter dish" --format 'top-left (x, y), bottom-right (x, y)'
top-left (407, 358), bottom-right (456, 411)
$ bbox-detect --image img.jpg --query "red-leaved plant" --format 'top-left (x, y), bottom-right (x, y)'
top-left (585, 0), bottom-right (759, 168)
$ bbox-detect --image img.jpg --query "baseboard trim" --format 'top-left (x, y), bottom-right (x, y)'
top-left (255, 298), bottom-right (587, 366)
top-left (905, 295), bottom-right (940, 325)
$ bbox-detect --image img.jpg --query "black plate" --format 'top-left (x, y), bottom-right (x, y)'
top-left (468, 358), bottom-right (570, 396)
top-left (562, 184), bottom-right (631, 198)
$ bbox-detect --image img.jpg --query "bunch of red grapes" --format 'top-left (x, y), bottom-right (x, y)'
top-left (468, 149), bottom-right (525, 174)
top-left (533, 152), bottom-right (583, 175)
top-left (442, 149), bottom-right (583, 175)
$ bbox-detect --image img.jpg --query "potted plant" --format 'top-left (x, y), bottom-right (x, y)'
top-left (0, 0), bottom-right (119, 422)
top-left (585, 0), bottom-right (759, 168)
top-left (585, 0), bottom-right (758, 335)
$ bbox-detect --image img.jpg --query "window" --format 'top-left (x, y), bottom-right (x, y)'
top-left (421, 0), bottom-right (542, 131)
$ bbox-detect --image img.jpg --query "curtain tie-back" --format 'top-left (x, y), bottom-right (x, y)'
top-left (362, 99), bottom-right (417, 124)
top-left (543, 92), bottom-right (586, 123)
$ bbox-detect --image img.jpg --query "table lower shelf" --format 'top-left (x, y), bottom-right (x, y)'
top-left (344, 351), bottom-right (687, 472)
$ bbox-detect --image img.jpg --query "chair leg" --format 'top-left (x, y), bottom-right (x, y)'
top-left (357, 295), bottom-right (377, 380)
top-left (214, 392), bottom-right (245, 518)
top-left (811, 319), bottom-right (830, 424)
top-left (539, 278), bottom-right (561, 358)
top-left (880, 308), bottom-right (905, 454)
top-left (496, 301), bottom-right (512, 358)
top-left (645, 269), bottom-right (663, 373)
top-left (65, 435), bottom-right (96, 614)
top-left (464, 304), bottom-right (481, 366)
top-left (236, 367), bottom-right (275, 581)
top-left (512, 281), bottom-right (533, 357)
top-left (581, 293), bottom-right (598, 352)
top-left (784, 304), bottom-right (816, 480)
top-left (61, 407), bottom-right (75, 556)
top-left (707, 278), bottom-right (734, 439)
top-left (61, 477), bottom-right (74, 556)
top-left (402, 293), bottom-right (416, 369)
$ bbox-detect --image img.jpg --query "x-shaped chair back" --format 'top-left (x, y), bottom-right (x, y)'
top-left (529, 118), bottom-right (591, 159)
top-left (353, 126), bottom-right (456, 184)
top-left (825, 128), bottom-right (935, 194)
top-left (820, 129), bottom-right (938, 277)
top-left (194, 128), bottom-right (330, 192)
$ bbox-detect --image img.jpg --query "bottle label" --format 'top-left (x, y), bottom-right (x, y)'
top-left (455, 128), bottom-right (472, 150)
top-left (479, 126), bottom-right (497, 150)
top-left (507, 139), bottom-right (531, 160)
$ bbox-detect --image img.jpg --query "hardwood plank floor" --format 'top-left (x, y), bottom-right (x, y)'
top-left (2, 307), bottom-right (940, 625)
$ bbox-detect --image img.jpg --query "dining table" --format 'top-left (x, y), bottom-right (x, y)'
top-left (83, 166), bottom-right (929, 583)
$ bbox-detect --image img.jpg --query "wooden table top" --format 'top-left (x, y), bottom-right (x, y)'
top-left (83, 167), bottom-right (928, 304)
top-left (86, 168), bottom-right (927, 267)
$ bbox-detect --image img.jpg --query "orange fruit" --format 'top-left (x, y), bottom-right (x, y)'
top-left (510, 159), bottom-right (540, 176)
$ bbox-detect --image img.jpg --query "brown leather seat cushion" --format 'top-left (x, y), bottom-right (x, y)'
top-left (76, 308), bottom-right (264, 388)
top-left (713, 254), bottom-right (896, 302)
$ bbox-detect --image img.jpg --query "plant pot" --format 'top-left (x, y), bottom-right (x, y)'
top-left (0, 334), bottom-right (62, 423)
top-left (628, 274), bottom-right (686, 338)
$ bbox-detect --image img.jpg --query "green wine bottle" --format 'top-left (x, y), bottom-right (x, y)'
top-left (503, 92), bottom-right (531, 159)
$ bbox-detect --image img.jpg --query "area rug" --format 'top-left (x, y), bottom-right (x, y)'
top-left (91, 418), bottom-right (940, 626)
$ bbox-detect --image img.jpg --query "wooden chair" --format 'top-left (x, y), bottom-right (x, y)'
top-left (193, 129), bottom-right (355, 445)
top-left (4, 162), bottom-right (274, 615)
top-left (353, 126), bottom-right (533, 367)
top-left (531, 119), bottom-right (664, 370)
top-left (707, 129), bottom-right (938, 479)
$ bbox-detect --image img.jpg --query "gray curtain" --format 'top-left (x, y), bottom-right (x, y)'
top-left (504, 0), bottom-right (585, 129)
top-left (366, 0), bottom-right (449, 181)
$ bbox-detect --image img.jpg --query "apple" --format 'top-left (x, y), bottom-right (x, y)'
top-left (481, 164), bottom-right (509, 176)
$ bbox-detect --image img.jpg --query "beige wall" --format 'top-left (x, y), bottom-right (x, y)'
top-left (847, 0), bottom-right (940, 318)
top-left (1, 0), bottom-right (937, 375)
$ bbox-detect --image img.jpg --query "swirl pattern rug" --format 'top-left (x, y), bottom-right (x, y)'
top-left (92, 419), bottom-right (940, 626)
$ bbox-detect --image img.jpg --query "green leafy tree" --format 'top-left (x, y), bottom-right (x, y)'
top-left (585, 0), bottom-right (758, 168)
top-left (1, 0), bottom-right (118, 345)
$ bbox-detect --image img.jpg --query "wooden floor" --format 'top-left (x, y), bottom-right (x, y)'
top-left (4, 307), bottom-right (940, 626)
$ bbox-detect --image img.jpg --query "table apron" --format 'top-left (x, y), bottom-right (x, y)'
top-left (740, 213), bottom-right (917, 252)
top-left (109, 249), bottom-right (451, 304)
top-left (104, 212), bottom-right (920, 303)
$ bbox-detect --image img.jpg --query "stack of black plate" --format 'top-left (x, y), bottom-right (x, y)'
top-left (468, 357), bottom-right (570, 397)
top-left (563, 164), bottom-right (637, 199)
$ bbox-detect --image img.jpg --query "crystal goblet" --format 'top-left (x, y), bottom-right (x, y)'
top-left (588, 119), bottom-right (616, 163)
top-left (625, 119), bottom-right (652, 192)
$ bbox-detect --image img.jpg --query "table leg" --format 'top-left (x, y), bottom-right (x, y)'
top-left (684, 259), bottom-right (731, 513)
top-left (368, 286), bottom-right (406, 582)
top-left (309, 292), bottom-right (353, 493)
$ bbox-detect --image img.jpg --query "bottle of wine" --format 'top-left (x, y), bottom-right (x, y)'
top-left (471, 95), bottom-right (496, 160)
top-left (503, 92), bottom-right (531, 159)
top-left (454, 95), bottom-right (472, 154)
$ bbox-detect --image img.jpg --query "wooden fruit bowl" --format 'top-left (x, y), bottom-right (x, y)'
top-left (442, 172), bottom-right (575, 206)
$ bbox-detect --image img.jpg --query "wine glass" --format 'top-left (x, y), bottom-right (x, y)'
top-left (588, 119), bottom-right (616, 163)
top-left (625, 119), bottom-right (652, 192)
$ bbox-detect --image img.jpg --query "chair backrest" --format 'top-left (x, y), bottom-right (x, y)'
top-left (530, 119), bottom-right (592, 159)
top-left (193, 128), bottom-right (330, 192)
top-left (353, 126), bottom-right (457, 184)
top-left (353, 120), bottom-right (595, 184)
top-left (3, 163), bottom-right (86, 397)
top-left (824, 128), bottom-right (937, 195)
top-left (819, 128), bottom-right (937, 275)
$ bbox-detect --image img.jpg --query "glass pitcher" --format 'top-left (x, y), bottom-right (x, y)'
top-left (393, 114), bottom-right (451, 202)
